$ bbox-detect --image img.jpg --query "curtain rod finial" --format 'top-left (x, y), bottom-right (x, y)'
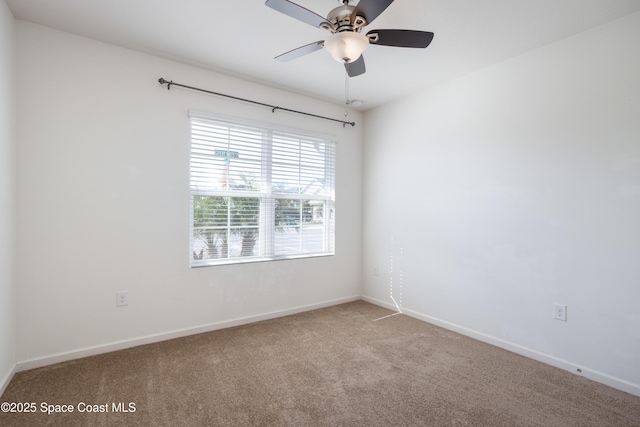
top-left (158, 78), bottom-right (173, 90)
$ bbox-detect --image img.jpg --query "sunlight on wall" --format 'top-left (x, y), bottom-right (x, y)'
top-left (389, 237), bottom-right (403, 313)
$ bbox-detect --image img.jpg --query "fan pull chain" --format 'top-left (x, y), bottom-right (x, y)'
top-left (344, 69), bottom-right (350, 117)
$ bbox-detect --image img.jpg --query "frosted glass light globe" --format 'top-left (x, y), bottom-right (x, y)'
top-left (324, 32), bottom-right (369, 63)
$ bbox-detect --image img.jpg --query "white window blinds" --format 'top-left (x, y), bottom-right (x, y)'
top-left (189, 111), bottom-right (336, 266)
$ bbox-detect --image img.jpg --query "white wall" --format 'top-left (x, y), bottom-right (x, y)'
top-left (16, 21), bottom-right (363, 365)
top-left (0, 0), bottom-right (16, 395)
top-left (362, 11), bottom-right (640, 394)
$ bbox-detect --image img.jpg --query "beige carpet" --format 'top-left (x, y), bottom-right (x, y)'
top-left (1, 300), bottom-right (639, 426)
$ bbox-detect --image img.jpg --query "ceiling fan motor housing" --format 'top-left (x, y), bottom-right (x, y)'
top-left (327, 5), bottom-right (365, 33)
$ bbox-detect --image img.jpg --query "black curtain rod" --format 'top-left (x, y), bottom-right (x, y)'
top-left (158, 78), bottom-right (355, 127)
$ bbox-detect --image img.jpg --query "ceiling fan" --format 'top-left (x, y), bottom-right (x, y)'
top-left (265, 0), bottom-right (434, 77)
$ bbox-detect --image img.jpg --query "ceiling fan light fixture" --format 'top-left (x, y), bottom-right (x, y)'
top-left (324, 31), bottom-right (369, 63)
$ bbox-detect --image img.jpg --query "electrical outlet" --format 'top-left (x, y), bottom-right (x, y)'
top-left (117, 291), bottom-right (128, 307)
top-left (373, 266), bottom-right (379, 276)
top-left (554, 303), bottom-right (567, 321)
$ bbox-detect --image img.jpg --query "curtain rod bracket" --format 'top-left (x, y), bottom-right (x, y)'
top-left (158, 78), bottom-right (173, 90)
top-left (158, 77), bottom-right (355, 127)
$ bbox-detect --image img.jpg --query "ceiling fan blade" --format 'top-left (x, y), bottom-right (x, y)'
top-left (367, 30), bottom-right (434, 48)
top-left (345, 55), bottom-right (366, 77)
top-left (265, 0), bottom-right (332, 29)
top-left (351, 0), bottom-right (395, 25)
top-left (275, 41), bottom-right (324, 62)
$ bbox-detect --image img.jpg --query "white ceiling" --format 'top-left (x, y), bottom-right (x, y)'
top-left (7, 0), bottom-right (640, 109)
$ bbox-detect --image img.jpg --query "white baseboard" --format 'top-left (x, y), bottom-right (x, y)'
top-left (361, 295), bottom-right (640, 398)
top-left (0, 363), bottom-right (16, 398)
top-left (361, 295), bottom-right (400, 312)
top-left (16, 295), bottom-right (361, 372)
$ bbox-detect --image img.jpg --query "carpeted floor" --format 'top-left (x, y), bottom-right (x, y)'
top-left (1, 300), bottom-right (639, 426)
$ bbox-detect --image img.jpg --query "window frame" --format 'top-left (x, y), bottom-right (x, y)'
top-left (189, 111), bottom-right (336, 267)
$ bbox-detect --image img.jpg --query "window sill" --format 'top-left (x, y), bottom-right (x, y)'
top-left (189, 252), bottom-right (334, 268)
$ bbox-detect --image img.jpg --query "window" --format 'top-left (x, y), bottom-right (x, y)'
top-left (189, 111), bottom-right (336, 267)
